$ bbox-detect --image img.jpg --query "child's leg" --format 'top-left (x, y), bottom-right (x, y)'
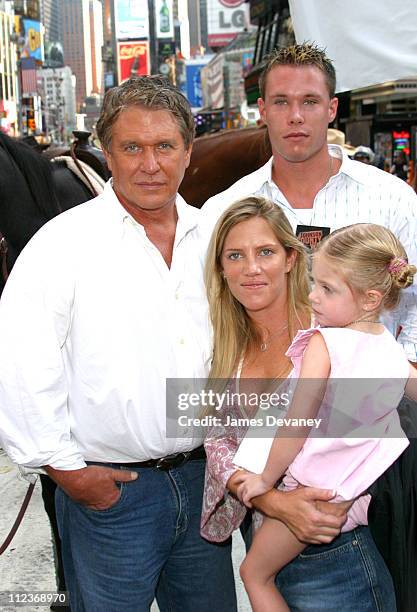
top-left (240, 517), bottom-right (306, 612)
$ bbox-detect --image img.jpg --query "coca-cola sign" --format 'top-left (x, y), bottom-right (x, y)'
top-left (117, 41), bottom-right (149, 83)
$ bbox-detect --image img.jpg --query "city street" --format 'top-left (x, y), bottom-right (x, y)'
top-left (0, 450), bottom-right (250, 611)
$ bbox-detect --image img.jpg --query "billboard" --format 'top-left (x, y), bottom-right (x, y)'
top-left (185, 63), bottom-right (205, 108)
top-left (206, 0), bottom-right (249, 47)
top-left (117, 41), bottom-right (150, 83)
top-left (201, 55), bottom-right (224, 109)
top-left (115, 0), bottom-right (149, 40)
top-left (155, 0), bottom-right (174, 39)
top-left (14, 0), bottom-right (40, 20)
top-left (20, 19), bottom-right (44, 62)
top-left (0, 99), bottom-right (17, 135)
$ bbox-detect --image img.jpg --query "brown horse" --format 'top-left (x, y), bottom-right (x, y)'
top-left (180, 126), bottom-right (271, 208)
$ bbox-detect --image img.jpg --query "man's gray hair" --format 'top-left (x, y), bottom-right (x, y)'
top-left (96, 75), bottom-right (195, 151)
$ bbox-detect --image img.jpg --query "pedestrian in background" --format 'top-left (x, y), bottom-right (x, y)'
top-left (390, 149), bottom-right (409, 181)
top-left (353, 145), bottom-right (375, 165)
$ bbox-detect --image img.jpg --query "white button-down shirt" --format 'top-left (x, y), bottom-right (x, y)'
top-left (0, 181), bottom-right (210, 470)
top-left (200, 145), bottom-right (417, 361)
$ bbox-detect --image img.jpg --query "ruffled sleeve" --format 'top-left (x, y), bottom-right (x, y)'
top-left (285, 327), bottom-right (321, 377)
top-left (200, 390), bottom-right (249, 542)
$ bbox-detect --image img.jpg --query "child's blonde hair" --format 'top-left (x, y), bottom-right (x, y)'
top-left (315, 223), bottom-right (416, 311)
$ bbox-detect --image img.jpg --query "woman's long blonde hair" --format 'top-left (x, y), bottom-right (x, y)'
top-left (205, 196), bottom-right (311, 380)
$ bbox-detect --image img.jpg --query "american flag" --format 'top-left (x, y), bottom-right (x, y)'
top-left (20, 58), bottom-right (38, 95)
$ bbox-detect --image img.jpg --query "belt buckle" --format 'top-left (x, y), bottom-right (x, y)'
top-left (156, 452), bottom-right (190, 471)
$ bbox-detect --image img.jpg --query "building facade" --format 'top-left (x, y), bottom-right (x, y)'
top-left (39, 65), bottom-right (76, 142)
top-left (89, 0), bottom-right (103, 94)
top-left (40, 0), bottom-right (60, 45)
top-left (61, 0), bottom-right (103, 111)
top-left (0, 8), bottom-right (18, 134)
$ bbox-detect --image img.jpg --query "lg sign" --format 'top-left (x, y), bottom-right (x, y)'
top-left (219, 0), bottom-right (244, 6)
top-left (208, 0), bottom-right (248, 46)
top-left (219, 10), bottom-right (245, 28)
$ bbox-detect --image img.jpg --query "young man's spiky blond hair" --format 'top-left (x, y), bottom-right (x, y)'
top-left (259, 42), bottom-right (336, 99)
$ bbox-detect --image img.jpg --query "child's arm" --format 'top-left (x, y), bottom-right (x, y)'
top-left (236, 333), bottom-right (331, 506)
top-left (405, 364), bottom-right (417, 401)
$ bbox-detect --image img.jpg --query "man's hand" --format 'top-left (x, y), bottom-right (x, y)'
top-left (45, 465), bottom-right (138, 510)
top-left (254, 486), bottom-right (350, 544)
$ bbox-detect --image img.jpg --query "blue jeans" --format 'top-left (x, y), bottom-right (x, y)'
top-left (55, 459), bottom-right (237, 612)
top-left (275, 526), bottom-right (396, 611)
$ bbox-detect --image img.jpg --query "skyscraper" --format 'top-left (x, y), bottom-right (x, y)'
top-left (39, 65), bottom-right (77, 142)
top-left (89, 0), bottom-right (104, 94)
top-left (61, 0), bottom-right (103, 110)
top-left (40, 0), bottom-right (60, 46)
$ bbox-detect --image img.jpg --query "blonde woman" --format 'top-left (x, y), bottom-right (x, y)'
top-left (201, 198), bottom-right (397, 612)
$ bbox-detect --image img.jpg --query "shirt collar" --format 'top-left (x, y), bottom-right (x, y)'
top-left (261, 144), bottom-right (368, 194)
top-left (328, 144), bottom-right (368, 185)
top-left (103, 179), bottom-right (199, 237)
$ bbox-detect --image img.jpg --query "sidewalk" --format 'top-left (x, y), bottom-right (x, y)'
top-left (0, 450), bottom-right (250, 611)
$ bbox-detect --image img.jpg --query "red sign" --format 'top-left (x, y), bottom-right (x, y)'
top-left (393, 130), bottom-right (410, 139)
top-left (117, 41), bottom-right (150, 83)
top-left (219, 0), bottom-right (243, 6)
top-left (208, 32), bottom-right (238, 46)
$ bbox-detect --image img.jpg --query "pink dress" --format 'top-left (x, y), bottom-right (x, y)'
top-left (283, 327), bottom-right (409, 531)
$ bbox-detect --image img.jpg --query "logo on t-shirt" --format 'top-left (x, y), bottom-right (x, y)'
top-left (296, 225), bottom-right (331, 250)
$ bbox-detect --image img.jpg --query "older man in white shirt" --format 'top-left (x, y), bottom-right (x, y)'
top-left (0, 76), bottom-right (236, 612)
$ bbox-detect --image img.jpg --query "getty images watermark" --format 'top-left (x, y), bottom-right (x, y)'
top-left (175, 386), bottom-right (322, 429)
top-left (165, 377), bottom-right (412, 439)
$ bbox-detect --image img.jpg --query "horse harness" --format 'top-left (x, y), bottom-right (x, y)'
top-left (70, 141), bottom-right (100, 198)
top-left (0, 230), bottom-right (8, 286)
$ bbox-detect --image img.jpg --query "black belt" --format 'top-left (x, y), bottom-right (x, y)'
top-left (92, 445), bottom-right (206, 471)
